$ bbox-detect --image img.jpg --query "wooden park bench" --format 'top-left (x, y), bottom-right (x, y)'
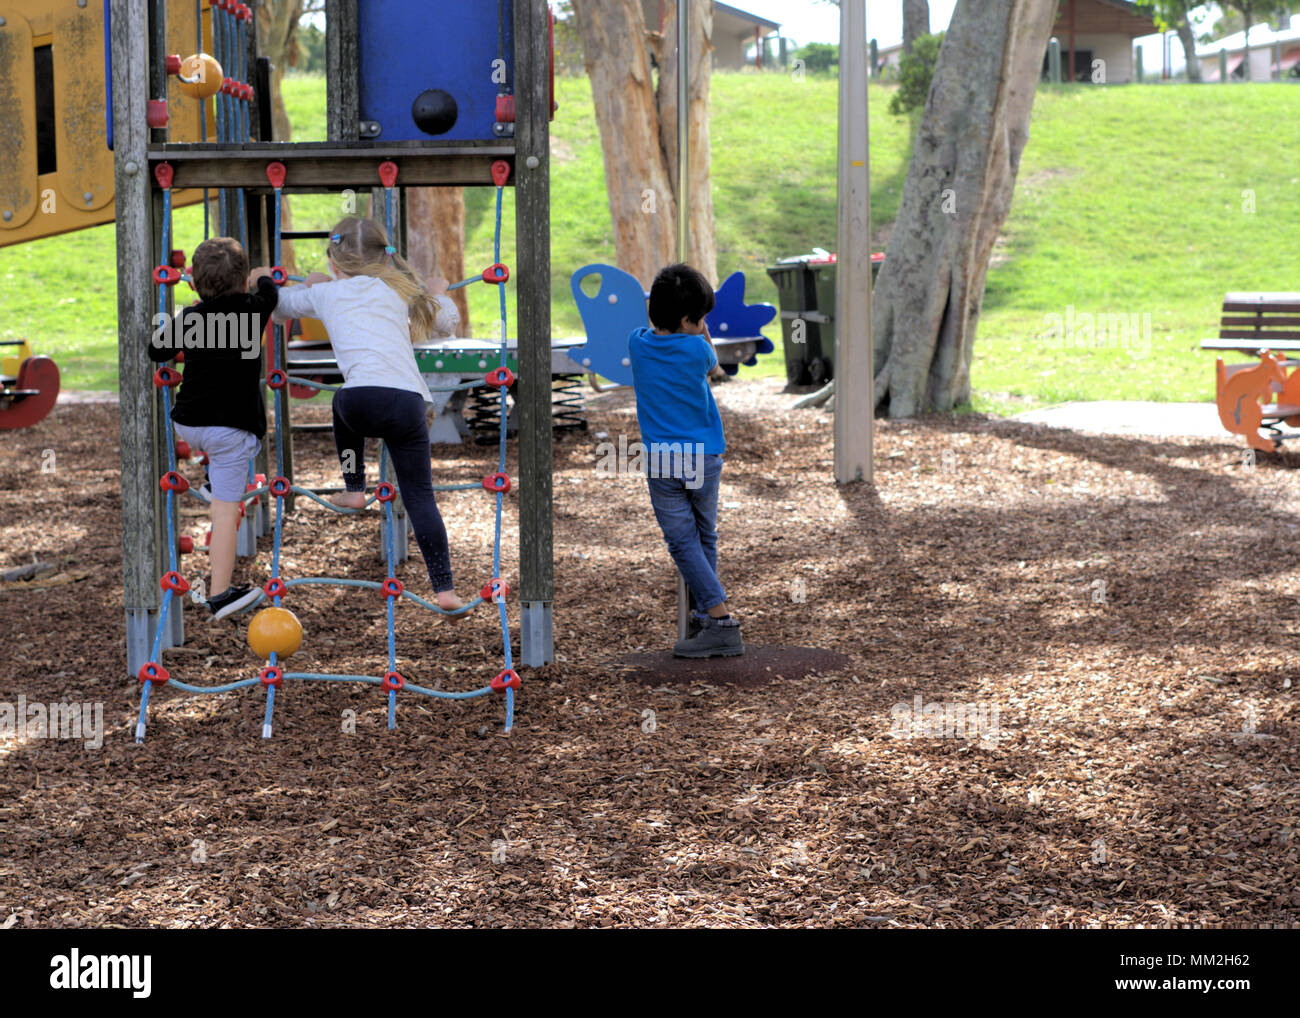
top-left (1201, 293), bottom-right (1300, 451)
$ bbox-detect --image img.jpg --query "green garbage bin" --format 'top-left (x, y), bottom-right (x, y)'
top-left (766, 251), bottom-right (884, 386)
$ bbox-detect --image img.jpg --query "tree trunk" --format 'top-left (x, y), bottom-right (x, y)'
top-left (653, 2), bottom-right (718, 282)
top-left (257, 0), bottom-right (304, 272)
top-left (903, 0), bottom-right (931, 54)
top-left (871, 0), bottom-right (1056, 416)
top-left (1176, 15), bottom-right (1202, 82)
top-left (571, 0), bottom-right (716, 286)
top-left (405, 188), bottom-right (470, 334)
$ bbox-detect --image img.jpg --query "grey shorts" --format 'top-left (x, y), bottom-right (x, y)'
top-left (173, 423), bottom-right (261, 502)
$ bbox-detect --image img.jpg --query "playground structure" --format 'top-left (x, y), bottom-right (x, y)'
top-left (113, 0), bottom-right (555, 737)
top-left (1201, 292), bottom-right (1300, 451)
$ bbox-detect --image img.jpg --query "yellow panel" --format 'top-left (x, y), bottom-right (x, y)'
top-left (53, 1), bottom-right (114, 212)
top-left (0, 10), bottom-right (40, 231)
top-left (167, 0), bottom-right (214, 144)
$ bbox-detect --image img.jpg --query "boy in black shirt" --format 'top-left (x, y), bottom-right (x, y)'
top-left (148, 237), bottom-right (278, 619)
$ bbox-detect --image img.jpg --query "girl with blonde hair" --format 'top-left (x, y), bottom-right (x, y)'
top-left (253, 217), bottom-right (467, 618)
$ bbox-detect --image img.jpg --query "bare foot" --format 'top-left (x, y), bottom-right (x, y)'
top-left (330, 491), bottom-right (367, 510)
top-left (436, 590), bottom-right (469, 624)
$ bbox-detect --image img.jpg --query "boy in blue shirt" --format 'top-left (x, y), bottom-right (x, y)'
top-left (628, 264), bottom-right (743, 658)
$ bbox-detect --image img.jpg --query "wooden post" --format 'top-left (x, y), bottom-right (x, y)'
top-left (115, 0), bottom-right (164, 675)
top-left (516, 0), bottom-right (554, 667)
top-left (325, 0), bottom-right (359, 142)
top-left (1068, 0), bottom-right (1076, 82)
top-left (834, 0), bottom-right (871, 485)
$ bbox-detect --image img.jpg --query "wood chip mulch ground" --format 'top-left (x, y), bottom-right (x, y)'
top-left (0, 377), bottom-right (1296, 928)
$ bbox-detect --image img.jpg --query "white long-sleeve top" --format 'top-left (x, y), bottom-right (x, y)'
top-left (273, 277), bottom-right (458, 402)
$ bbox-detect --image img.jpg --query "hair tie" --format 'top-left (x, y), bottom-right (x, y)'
top-left (385, 245), bottom-right (396, 257)
top-left (330, 234), bottom-right (343, 245)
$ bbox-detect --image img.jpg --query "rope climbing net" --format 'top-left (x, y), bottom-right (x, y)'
top-left (135, 143), bottom-right (520, 742)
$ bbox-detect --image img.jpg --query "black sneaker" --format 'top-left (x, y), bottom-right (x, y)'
top-left (208, 584), bottom-right (260, 620)
top-left (673, 616), bottom-right (743, 658)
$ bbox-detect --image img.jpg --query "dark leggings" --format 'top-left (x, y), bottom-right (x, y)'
top-left (332, 386), bottom-right (453, 593)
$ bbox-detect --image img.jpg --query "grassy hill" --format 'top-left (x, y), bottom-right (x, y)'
top-left (3, 72), bottom-right (1297, 411)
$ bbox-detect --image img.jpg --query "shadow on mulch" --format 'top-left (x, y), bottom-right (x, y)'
top-left (616, 645), bottom-right (851, 687)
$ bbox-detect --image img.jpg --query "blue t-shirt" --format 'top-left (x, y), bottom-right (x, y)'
top-left (627, 326), bottom-right (725, 455)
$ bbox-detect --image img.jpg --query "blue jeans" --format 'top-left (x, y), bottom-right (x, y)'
top-left (646, 452), bottom-right (726, 612)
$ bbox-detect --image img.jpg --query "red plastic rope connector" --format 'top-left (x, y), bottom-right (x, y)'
top-left (160, 471), bottom-right (189, 493)
top-left (263, 577), bottom-right (287, 599)
top-left (220, 77), bottom-right (234, 97)
top-left (266, 369), bottom-right (288, 390)
top-left (484, 366), bottom-right (515, 389)
top-left (153, 163), bottom-right (175, 190)
top-left (175, 439), bottom-right (191, 459)
top-left (178, 536), bottom-right (194, 554)
top-left (153, 265), bottom-right (181, 286)
top-left (265, 161), bottom-right (287, 189)
top-left (153, 366), bottom-right (182, 388)
top-left (138, 662), bottom-right (170, 685)
top-left (480, 577), bottom-right (510, 602)
top-left (381, 671), bottom-right (405, 692)
top-left (169, 249), bottom-right (186, 269)
top-left (482, 472), bottom-right (511, 494)
top-left (160, 570), bottom-right (190, 595)
top-left (165, 54), bottom-right (182, 75)
top-left (259, 665), bottom-right (283, 688)
top-left (375, 482), bottom-right (397, 503)
top-left (268, 266), bottom-right (288, 285)
top-left (268, 476), bottom-right (291, 498)
top-left (147, 101), bottom-right (169, 129)
top-left (490, 160), bottom-right (511, 188)
top-left (482, 263), bottom-right (510, 285)
top-left (491, 669), bottom-right (521, 693)
top-left (377, 161), bottom-right (399, 189)
top-left (381, 577), bottom-right (404, 598)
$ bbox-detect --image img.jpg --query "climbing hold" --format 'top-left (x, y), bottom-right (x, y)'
top-left (485, 366), bottom-right (515, 389)
top-left (153, 163), bottom-right (174, 190)
top-left (176, 53), bottom-right (223, 100)
top-left (247, 606), bottom-right (303, 661)
top-left (137, 662), bottom-right (170, 685)
top-left (178, 536), bottom-right (194, 554)
top-left (482, 472), bottom-right (511, 494)
top-left (154, 366), bottom-right (182, 388)
top-left (491, 669), bottom-right (521, 693)
top-left (170, 249), bottom-right (186, 269)
top-left (411, 88), bottom-right (459, 136)
top-left (160, 471), bottom-right (189, 493)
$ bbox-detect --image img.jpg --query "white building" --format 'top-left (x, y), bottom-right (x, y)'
top-left (1196, 22), bottom-right (1300, 81)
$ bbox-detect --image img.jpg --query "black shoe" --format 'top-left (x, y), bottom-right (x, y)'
top-left (673, 616), bottom-right (744, 658)
top-left (208, 584), bottom-right (260, 620)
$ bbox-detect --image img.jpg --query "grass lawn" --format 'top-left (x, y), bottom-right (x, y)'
top-left (2, 72), bottom-right (1296, 409)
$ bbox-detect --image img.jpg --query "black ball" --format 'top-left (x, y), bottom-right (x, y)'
top-left (411, 89), bottom-right (459, 136)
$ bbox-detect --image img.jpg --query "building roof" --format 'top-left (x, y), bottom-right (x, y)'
top-left (1050, 0), bottom-right (1157, 40)
top-left (714, 1), bottom-right (780, 33)
top-left (1196, 23), bottom-right (1300, 57)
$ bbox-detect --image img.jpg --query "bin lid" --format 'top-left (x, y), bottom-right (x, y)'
top-left (805, 252), bottom-right (885, 266)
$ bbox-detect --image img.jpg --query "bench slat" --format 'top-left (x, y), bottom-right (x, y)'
top-left (1201, 339), bottom-right (1300, 351)
top-left (1221, 316), bottom-right (1300, 328)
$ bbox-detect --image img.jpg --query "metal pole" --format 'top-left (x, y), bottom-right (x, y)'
top-left (675, 0), bottom-right (691, 640)
top-left (833, 0), bottom-right (871, 485)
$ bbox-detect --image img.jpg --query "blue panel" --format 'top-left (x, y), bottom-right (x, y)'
top-left (357, 0), bottom-right (515, 143)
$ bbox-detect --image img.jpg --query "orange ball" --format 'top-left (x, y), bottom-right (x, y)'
top-left (177, 53), bottom-right (224, 100)
top-left (247, 606), bottom-right (303, 661)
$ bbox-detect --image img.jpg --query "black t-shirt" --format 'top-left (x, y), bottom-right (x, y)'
top-left (148, 277), bottom-right (279, 438)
